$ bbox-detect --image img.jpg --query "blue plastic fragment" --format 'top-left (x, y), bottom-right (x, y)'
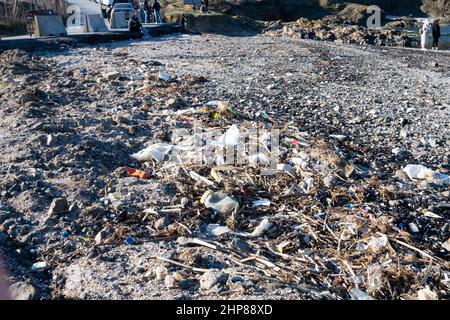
top-left (125, 235), bottom-right (135, 245)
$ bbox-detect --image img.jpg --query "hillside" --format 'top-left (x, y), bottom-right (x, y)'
top-left (162, 0), bottom-right (448, 21)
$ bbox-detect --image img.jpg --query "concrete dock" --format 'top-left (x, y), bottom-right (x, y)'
top-left (0, 23), bottom-right (183, 51)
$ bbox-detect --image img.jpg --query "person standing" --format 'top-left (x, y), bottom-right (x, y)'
top-left (420, 19), bottom-right (432, 50)
top-left (153, 0), bottom-right (162, 24)
top-left (432, 20), bottom-right (441, 50)
top-left (202, 0), bottom-right (209, 13)
top-left (144, 0), bottom-right (152, 23)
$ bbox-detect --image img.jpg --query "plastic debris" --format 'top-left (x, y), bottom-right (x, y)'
top-left (201, 190), bottom-right (239, 215)
top-left (125, 235), bottom-right (135, 245)
top-left (218, 124), bottom-right (240, 147)
top-left (125, 167), bottom-right (151, 179)
top-left (402, 164), bottom-right (436, 180)
top-left (235, 218), bottom-right (272, 238)
top-left (252, 199), bottom-right (271, 207)
top-left (130, 143), bottom-right (172, 163)
top-left (206, 224), bottom-right (231, 237)
top-left (61, 230), bottom-right (70, 238)
top-left (350, 288), bottom-right (376, 300)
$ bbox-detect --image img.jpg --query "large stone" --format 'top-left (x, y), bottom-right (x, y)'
top-left (199, 269), bottom-right (228, 290)
top-left (47, 198), bottom-right (69, 216)
top-left (9, 282), bottom-right (39, 300)
top-left (154, 216), bottom-right (170, 230)
top-left (86, 14), bottom-right (109, 32)
top-left (34, 15), bottom-right (67, 37)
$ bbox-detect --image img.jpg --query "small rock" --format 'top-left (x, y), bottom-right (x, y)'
top-left (69, 203), bottom-right (80, 214)
top-left (180, 279), bottom-right (196, 290)
top-left (442, 238), bottom-right (450, 252)
top-left (31, 262), bottom-right (48, 272)
top-left (230, 238), bottom-right (250, 252)
top-left (47, 198), bottom-right (69, 216)
top-left (165, 275), bottom-right (176, 289)
top-left (154, 265), bottom-right (168, 281)
top-left (230, 275), bottom-right (245, 284)
top-left (165, 97), bottom-right (187, 110)
top-left (199, 269), bottom-right (228, 290)
top-left (94, 229), bottom-right (108, 244)
top-left (417, 287), bottom-right (438, 300)
top-left (154, 216), bottom-right (170, 230)
top-left (158, 71), bottom-right (171, 82)
top-left (46, 134), bottom-right (54, 146)
top-left (173, 272), bottom-right (183, 282)
top-left (103, 71), bottom-right (121, 81)
top-left (9, 282), bottom-right (39, 300)
top-left (409, 223), bottom-right (419, 233)
top-left (323, 175), bottom-right (337, 188)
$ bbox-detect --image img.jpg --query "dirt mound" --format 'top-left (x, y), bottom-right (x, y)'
top-left (0, 49), bottom-right (49, 75)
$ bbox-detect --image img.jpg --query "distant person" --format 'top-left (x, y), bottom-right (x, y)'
top-left (201, 0), bottom-right (209, 13)
top-left (180, 15), bottom-right (187, 31)
top-left (420, 19), bottom-right (432, 50)
top-left (153, 0), bottom-right (162, 24)
top-left (144, 0), bottom-right (152, 23)
top-left (129, 13), bottom-right (142, 33)
top-left (432, 20), bottom-right (441, 50)
top-left (106, 5), bottom-right (113, 22)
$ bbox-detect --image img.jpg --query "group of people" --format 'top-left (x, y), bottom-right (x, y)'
top-left (421, 19), bottom-right (441, 50)
top-left (139, 0), bottom-right (162, 23)
top-left (140, 0), bottom-right (162, 24)
top-left (129, 0), bottom-right (162, 33)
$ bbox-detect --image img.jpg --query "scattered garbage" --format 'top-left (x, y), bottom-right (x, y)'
top-left (218, 124), bottom-right (240, 147)
top-left (1, 37), bottom-right (448, 301)
top-left (252, 199), bottom-right (271, 207)
top-left (403, 164), bottom-right (436, 180)
top-left (235, 218), bottom-right (273, 238)
top-left (130, 143), bottom-right (172, 163)
top-left (201, 190), bottom-right (239, 215)
top-left (125, 167), bottom-right (151, 179)
top-left (206, 224), bottom-right (231, 237)
top-left (402, 164), bottom-right (450, 185)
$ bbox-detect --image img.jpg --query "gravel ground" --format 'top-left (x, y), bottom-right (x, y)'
top-left (0, 34), bottom-right (449, 300)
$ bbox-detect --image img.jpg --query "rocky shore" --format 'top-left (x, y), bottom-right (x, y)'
top-left (264, 17), bottom-right (420, 48)
top-left (0, 34), bottom-right (449, 300)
